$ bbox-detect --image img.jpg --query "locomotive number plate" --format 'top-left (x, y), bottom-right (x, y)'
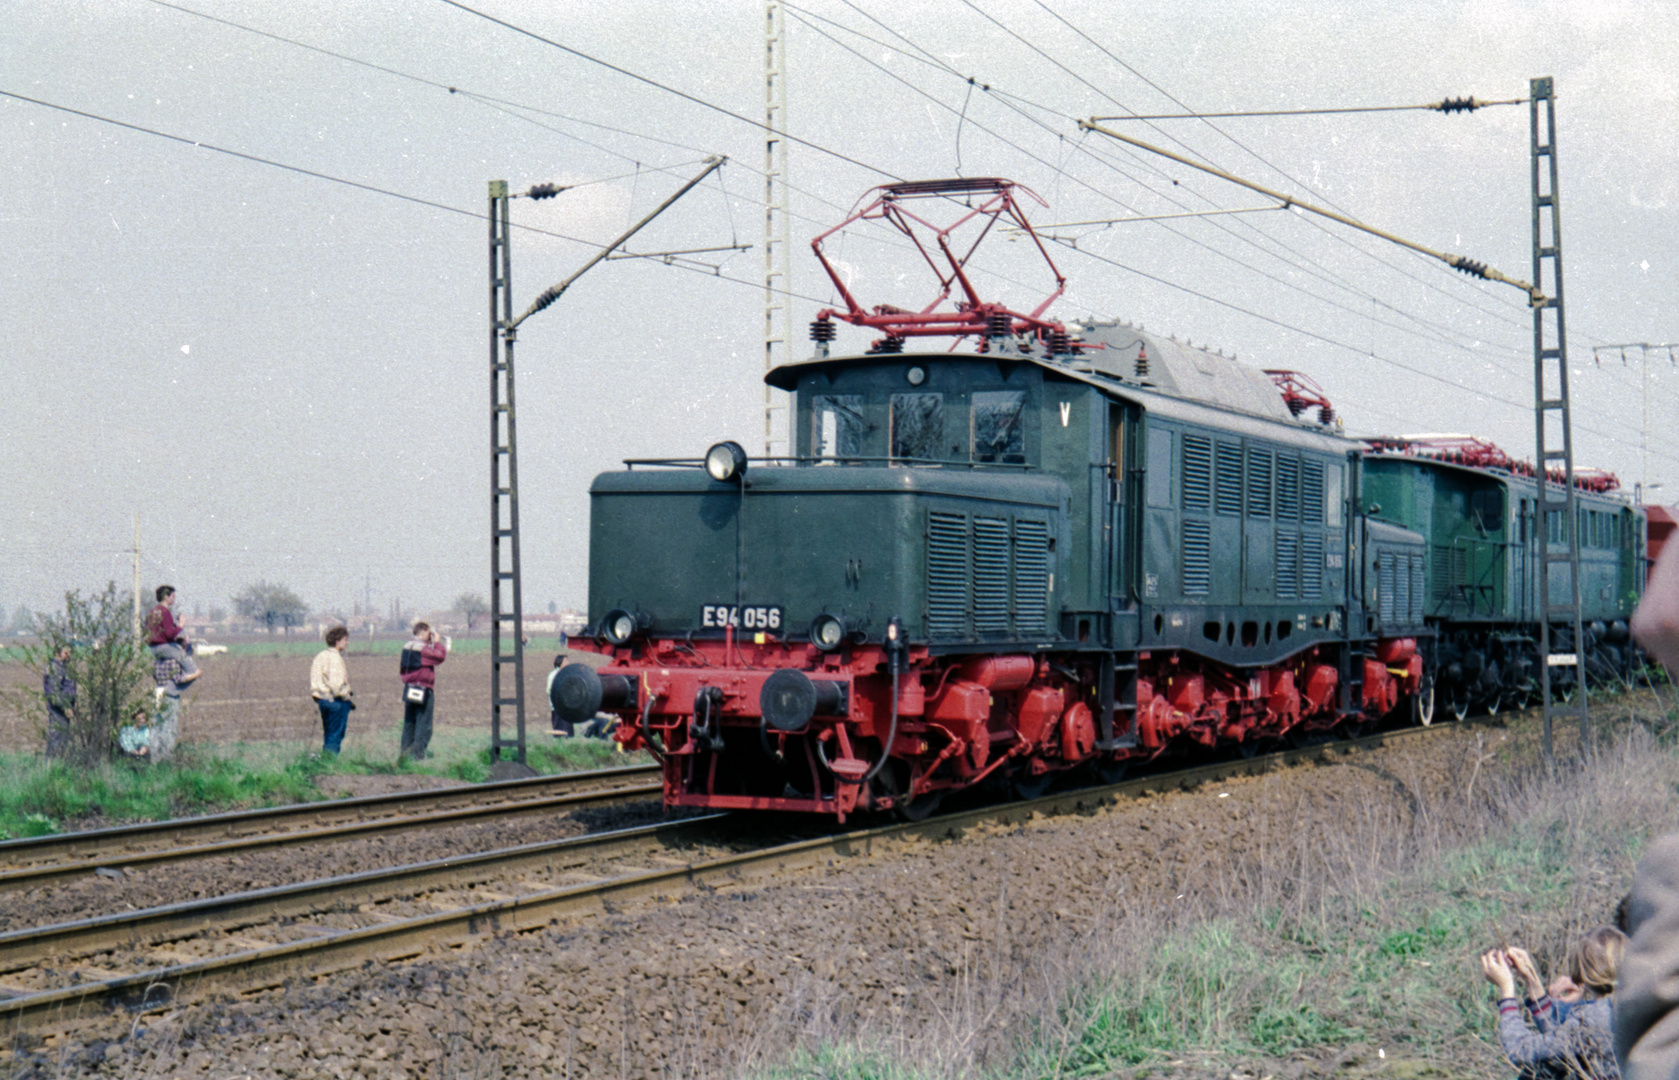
top-left (701, 604), bottom-right (784, 631)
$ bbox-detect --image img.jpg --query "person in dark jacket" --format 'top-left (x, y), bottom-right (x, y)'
top-left (42, 644), bottom-right (75, 759)
top-left (1484, 929), bottom-right (1625, 1079)
top-left (1616, 832), bottom-right (1679, 1078)
top-left (398, 622), bottom-right (447, 761)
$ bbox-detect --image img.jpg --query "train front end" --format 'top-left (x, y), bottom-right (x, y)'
top-left (555, 442), bottom-right (1067, 820)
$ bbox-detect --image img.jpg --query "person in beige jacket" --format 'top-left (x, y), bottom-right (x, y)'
top-left (309, 626), bottom-right (354, 754)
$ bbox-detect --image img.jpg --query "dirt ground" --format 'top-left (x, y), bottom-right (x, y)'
top-left (6, 696), bottom-right (1641, 1080)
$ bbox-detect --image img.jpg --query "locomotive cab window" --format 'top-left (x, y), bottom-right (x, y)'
top-left (890, 393), bottom-right (944, 461)
top-left (812, 395), bottom-right (866, 461)
top-left (1470, 488), bottom-right (1504, 533)
top-left (971, 390), bottom-right (1025, 463)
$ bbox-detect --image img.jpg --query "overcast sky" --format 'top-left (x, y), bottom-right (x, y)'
top-left (3, 0), bottom-right (1676, 622)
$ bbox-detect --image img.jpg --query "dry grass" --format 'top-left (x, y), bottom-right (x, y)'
top-left (755, 709), bottom-right (1679, 1080)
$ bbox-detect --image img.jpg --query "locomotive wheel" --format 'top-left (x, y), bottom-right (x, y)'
top-left (1413, 681), bottom-right (1436, 727)
top-left (1094, 758), bottom-right (1130, 784)
top-left (896, 791), bottom-right (944, 822)
top-left (1011, 771), bottom-right (1054, 800)
top-left (1450, 691), bottom-right (1470, 722)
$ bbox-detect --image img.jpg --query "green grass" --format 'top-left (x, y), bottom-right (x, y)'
top-left (0, 748), bottom-right (331, 839)
top-left (0, 727), bottom-right (645, 839)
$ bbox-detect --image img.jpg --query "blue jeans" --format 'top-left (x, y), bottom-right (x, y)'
top-left (316, 698), bottom-right (352, 754)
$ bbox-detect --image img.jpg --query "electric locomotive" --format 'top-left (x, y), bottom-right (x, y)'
top-left (551, 178), bottom-right (1643, 820)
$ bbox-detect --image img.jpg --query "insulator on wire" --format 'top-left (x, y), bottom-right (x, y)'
top-left (1450, 256), bottom-right (1489, 279)
top-left (1436, 97), bottom-right (1479, 114)
top-left (527, 183), bottom-right (565, 200)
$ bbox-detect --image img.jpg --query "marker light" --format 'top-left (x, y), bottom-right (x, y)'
top-left (810, 614), bottom-right (846, 652)
top-left (602, 608), bottom-right (638, 645)
top-left (705, 441), bottom-right (748, 483)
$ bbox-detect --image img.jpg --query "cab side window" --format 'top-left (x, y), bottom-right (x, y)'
top-left (971, 390), bottom-right (1025, 463)
top-left (891, 393), bottom-right (944, 461)
top-left (812, 395), bottom-right (866, 460)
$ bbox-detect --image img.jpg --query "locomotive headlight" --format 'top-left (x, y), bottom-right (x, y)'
top-left (705, 441), bottom-right (748, 483)
top-left (810, 613), bottom-right (846, 652)
top-left (602, 608), bottom-right (638, 645)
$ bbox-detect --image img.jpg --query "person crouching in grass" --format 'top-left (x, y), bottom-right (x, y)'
top-left (1482, 928), bottom-right (1625, 1078)
top-left (119, 707), bottom-right (152, 760)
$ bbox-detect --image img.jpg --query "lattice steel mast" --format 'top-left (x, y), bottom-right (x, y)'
top-left (1530, 77), bottom-right (1589, 758)
top-left (763, 0), bottom-right (792, 456)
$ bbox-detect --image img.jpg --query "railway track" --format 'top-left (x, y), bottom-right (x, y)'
top-left (0, 718), bottom-right (1463, 1036)
top-left (0, 764), bottom-right (661, 892)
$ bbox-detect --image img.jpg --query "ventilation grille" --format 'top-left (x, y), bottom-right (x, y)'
top-left (1215, 441), bottom-right (1243, 516)
top-left (1276, 532), bottom-right (1299, 599)
top-left (972, 517), bottom-right (1011, 632)
top-left (1247, 448), bottom-right (1271, 518)
top-left (1183, 519), bottom-right (1212, 596)
top-left (1379, 557), bottom-right (1396, 622)
top-left (927, 512), bottom-right (968, 636)
top-left (926, 512), bottom-right (1051, 638)
top-left (1302, 461), bottom-right (1324, 525)
top-left (1182, 436), bottom-right (1211, 513)
top-left (1302, 532), bottom-right (1324, 596)
top-left (1276, 457), bottom-right (1300, 523)
top-left (1014, 520), bottom-right (1050, 634)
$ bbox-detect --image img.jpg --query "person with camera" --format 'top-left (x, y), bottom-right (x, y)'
top-left (399, 621), bottom-right (447, 762)
top-left (309, 625), bottom-right (355, 755)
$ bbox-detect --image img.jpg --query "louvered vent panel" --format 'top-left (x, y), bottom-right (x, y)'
top-left (1379, 557), bottom-right (1396, 622)
top-left (1215, 442), bottom-right (1243, 516)
top-left (1394, 553), bottom-right (1410, 622)
top-left (1431, 545), bottom-right (1454, 602)
top-left (972, 517), bottom-right (1011, 632)
top-left (1302, 533), bottom-right (1324, 596)
top-left (1182, 436), bottom-right (1212, 512)
top-left (1247, 448), bottom-right (1271, 518)
top-left (1410, 554), bottom-right (1426, 623)
top-left (1276, 532), bottom-right (1299, 599)
top-left (927, 512), bottom-right (968, 636)
top-left (1302, 461), bottom-right (1324, 524)
top-left (1183, 520), bottom-right (1212, 596)
top-left (1014, 519), bottom-right (1050, 634)
top-left (1276, 457), bottom-right (1300, 523)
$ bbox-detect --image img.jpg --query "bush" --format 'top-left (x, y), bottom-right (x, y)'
top-left (4, 583), bottom-right (151, 766)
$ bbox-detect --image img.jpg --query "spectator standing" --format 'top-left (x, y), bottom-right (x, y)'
top-left (398, 622), bottom-right (447, 761)
top-left (151, 653), bottom-right (184, 762)
top-left (42, 644), bottom-right (76, 759)
top-left (310, 626), bottom-right (354, 755)
top-left (145, 586), bottom-right (201, 687)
